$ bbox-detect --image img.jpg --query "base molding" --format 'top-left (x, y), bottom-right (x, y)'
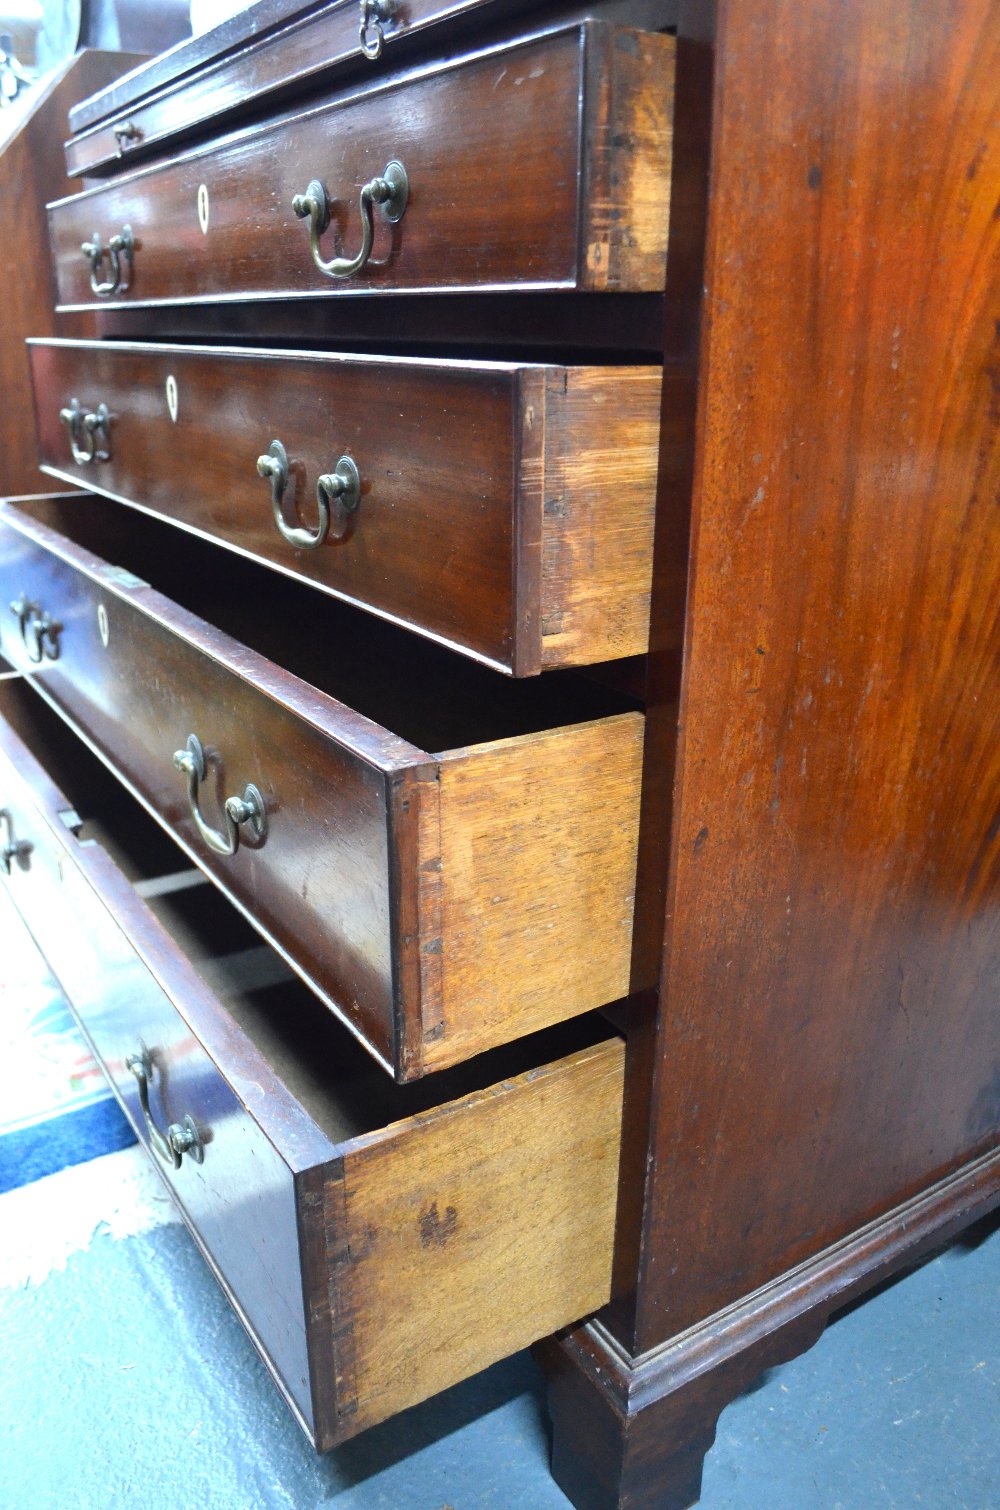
top-left (537, 1144), bottom-right (1000, 1510)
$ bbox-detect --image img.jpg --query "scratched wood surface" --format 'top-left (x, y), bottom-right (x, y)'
top-left (64, 0), bottom-right (676, 178)
top-left (536, 366), bottom-right (665, 670)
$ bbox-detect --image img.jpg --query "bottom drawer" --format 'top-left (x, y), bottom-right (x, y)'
top-left (0, 674), bottom-right (625, 1450)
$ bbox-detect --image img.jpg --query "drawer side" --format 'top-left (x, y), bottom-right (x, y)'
top-left (334, 1035), bottom-right (626, 1438)
top-left (581, 27), bottom-right (675, 291)
top-left (420, 712), bottom-right (645, 1072)
top-left (539, 366), bottom-right (661, 668)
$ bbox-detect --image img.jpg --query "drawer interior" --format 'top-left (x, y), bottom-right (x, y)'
top-left (14, 496), bottom-right (642, 752)
top-left (0, 673), bottom-right (619, 1132)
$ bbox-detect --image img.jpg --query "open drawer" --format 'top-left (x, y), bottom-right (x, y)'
top-left (0, 675), bottom-right (625, 1449)
top-left (29, 337), bottom-right (662, 675)
top-left (0, 495), bottom-right (645, 1080)
top-left (49, 23), bottom-right (674, 308)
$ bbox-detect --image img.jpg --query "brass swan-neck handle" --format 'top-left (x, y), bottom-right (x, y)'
top-left (291, 161), bottom-right (408, 280)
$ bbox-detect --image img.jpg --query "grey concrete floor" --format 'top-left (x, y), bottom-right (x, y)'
top-left (0, 1146), bottom-right (997, 1510)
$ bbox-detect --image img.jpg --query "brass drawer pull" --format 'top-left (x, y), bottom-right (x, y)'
top-left (112, 119), bottom-right (142, 156)
top-left (359, 0), bottom-right (395, 60)
top-left (59, 397), bottom-right (112, 464)
top-left (292, 160), bottom-right (408, 280)
top-left (172, 733), bottom-right (267, 856)
top-left (256, 438), bottom-right (361, 549)
top-left (125, 1045), bottom-right (202, 1169)
top-left (0, 810), bottom-right (32, 874)
top-left (80, 223), bottom-right (133, 297)
top-left (9, 594), bottom-right (61, 664)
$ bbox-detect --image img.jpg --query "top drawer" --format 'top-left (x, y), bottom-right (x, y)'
top-left (48, 22), bottom-right (675, 310)
top-left (64, 1), bottom-right (677, 178)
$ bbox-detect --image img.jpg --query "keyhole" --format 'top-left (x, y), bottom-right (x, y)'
top-left (197, 183), bottom-right (210, 235)
top-left (97, 603), bottom-right (109, 648)
top-left (166, 374), bottom-right (178, 423)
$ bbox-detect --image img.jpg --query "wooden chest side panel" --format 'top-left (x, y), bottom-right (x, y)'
top-left (420, 713), bottom-right (645, 1071)
top-left (337, 1036), bottom-right (626, 1435)
top-left (636, 0), bottom-right (1000, 1345)
top-left (539, 366), bottom-right (661, 668)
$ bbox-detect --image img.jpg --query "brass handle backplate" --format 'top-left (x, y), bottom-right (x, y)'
top-left (292, 160), bottom-right (407, 280)
top-left (0, 809), bottom-right (32, 874)
top-left (125, 1045), bottom-right (202, 1169)
top-left (80, 223), bottom-right (133, 296)
top-left (9, 594), bottom-right (61, 664)
top-left (172, 732), bottom-right (266, 856)
top-left (59, 397), bottom-right (112, 464)
top-left (256, 438), bottom-right (361, 548)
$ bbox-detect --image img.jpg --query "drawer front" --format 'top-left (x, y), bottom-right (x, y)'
top-left (0, 693), bottom-right (626, 1448)
top-left (0, 513), bottom-right (401, 1069)
top-left (0, 723), bottom-right (317, 1441)
top-left (66, 0), bottom-right (548, 177)
top-left (30, 340), bottom-right (661, 673)
top-left (32, 340), bottom-right (521, 668)
top-left (66, 0), bottom-right (675, 177)
top-left (49, 25), bottom-right (674, 308)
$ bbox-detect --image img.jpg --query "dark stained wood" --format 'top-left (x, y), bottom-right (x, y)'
top-left (605, 0), bottom-right (718, 1346)
top-left (0, 495), bottom-right (644, 1079)
top-left (0, 674), bottom-right (625, 1450)
top-left (94, 290), bottom-right (668, 352)
top-left (31, 3), bottom-right (999, 1502)
top-left (29, 338), bottom-right (661, 673)
top-left (540, 1142), bottom-right (1000, 1510)
top-left (636, 0), bottom-right (1000, 1347)
top-left (0, 50), bottom-right (142, 497)
top-left (65, 0), bottom-right (675, 178)
top-left (49, 24), bottom-right (674, 309)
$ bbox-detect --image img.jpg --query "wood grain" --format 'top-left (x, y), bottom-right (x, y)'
top-left (30, 339), bottom-right (661, 672)
top-left (422, 715), bottom-right (646, 1071)
top-left (581, 24), bottom-right (674, 291)
top-left (634, 0), bottom-right (1000, 1347)
top-left (538, 366), bottom-right (663, 669)
top-left (340, 1036), bottom-right (625, 1431)
top-left (49, 24), bottom-right (675, 309)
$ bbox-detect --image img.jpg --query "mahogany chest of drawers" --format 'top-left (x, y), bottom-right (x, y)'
top-left (3, 1), bottom-right (997, 1506)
